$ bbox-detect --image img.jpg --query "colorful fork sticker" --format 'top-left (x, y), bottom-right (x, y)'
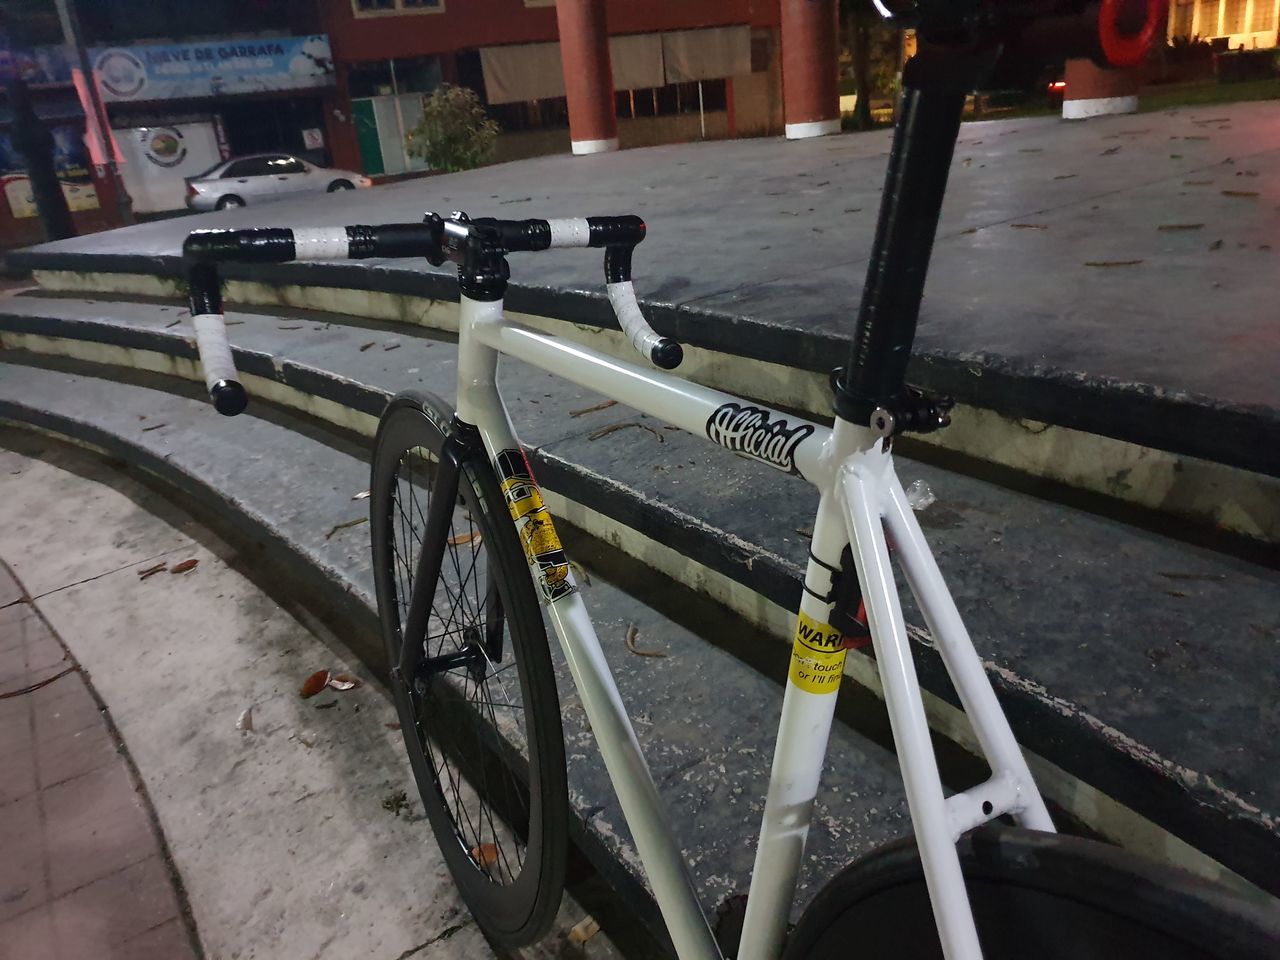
top-left (495, 449), bottom-right (575, 603)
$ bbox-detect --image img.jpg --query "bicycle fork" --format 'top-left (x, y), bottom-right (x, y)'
top-left (738, 417), bottom-right (1054, 960)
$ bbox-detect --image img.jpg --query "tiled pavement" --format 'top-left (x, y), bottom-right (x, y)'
top-left (0, 562), bottom-right (200, 960)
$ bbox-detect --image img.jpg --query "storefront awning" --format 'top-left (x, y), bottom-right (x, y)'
top-left (479, 25), bottom-right (749, 105)
top-left (662, 26), bottom-right (751, 84)
top-left (479, 43), bottom-right (565, 105)
top-left (609, 33), bottom-right (664, 91)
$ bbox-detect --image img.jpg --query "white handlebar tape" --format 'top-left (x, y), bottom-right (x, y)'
top-left (193, 313), bottom-right (238, 391)
top-left (290, 227), bottom-right (351, 260)
top-left (546, 218), bottom-right (591, 249)
top-left (607, 281), bottom-right (665, 360)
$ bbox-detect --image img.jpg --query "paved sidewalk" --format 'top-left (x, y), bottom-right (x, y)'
top-left (0, 565), bottom-right (200, 959)
top-left (0, 435), bottom-right (619, 960)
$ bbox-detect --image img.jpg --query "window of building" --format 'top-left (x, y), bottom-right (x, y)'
top-left (1170, 0), bottom-right (1195, 36)
top-left (1254, 0), bottom-right (1277, 31)
top-left (486, 98), bottom-right (571, 132)
top-left (1221, 0), bottom-right (1246, 32)
top-left (612, 79), bottom-right (728, 121)
top-left (352, 0), bottom-right (443, 16)
top-left (348, 57), bottom-right (443, 98)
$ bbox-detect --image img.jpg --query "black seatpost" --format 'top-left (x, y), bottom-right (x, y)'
top-left (834, 49), bottom-right (990, 431)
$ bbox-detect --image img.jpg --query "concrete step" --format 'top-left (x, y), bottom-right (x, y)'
top-left (13, 207), bottom-right (1280, 544)
top-left (11, 105), bottom-right (1280, 542)
top-left (1, 296), bottom-right (1277, 901)
top-left (0, 360), bottom-right (919, 948)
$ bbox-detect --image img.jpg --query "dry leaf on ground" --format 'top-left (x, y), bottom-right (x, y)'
top-left (625, 623), bottom-right (667, 658)
top-left (236, 707), bottom-right (254, 732)
top-left (137, 562), bottom-right (166, 580)
top-left (568, 916), bottom-right (602, 945)
top-left (569, 399), bottom-right (617, 418)
top-left (328, 673), bottom-right (363, 691)
top-left (447, 531), bottom-right (482, 547)
top-left (300, 670), bottom-right (331, 698)
top-left (325, 517), bottom-right (368, 540)
top-left (170, 559), bottom-right (199, 574)
top-left (470, 843), bottom-right (499, 866)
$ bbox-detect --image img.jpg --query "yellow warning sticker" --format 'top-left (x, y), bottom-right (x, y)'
top-left (788, 610), bottom-right (847, 695)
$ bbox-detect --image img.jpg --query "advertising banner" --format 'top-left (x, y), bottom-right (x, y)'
top-left (0, 126), bottom-right (101, 219)
top-left (89, 35), bottom-right (333, 103)
top-left (115, 123), bottom-right (224, 213)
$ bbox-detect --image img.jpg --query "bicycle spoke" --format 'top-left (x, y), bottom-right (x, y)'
top-left (383, 430), bottom-right (540, 893)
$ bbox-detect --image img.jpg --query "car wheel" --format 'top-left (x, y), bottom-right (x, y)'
top-left (216, 195), bottom-right (245, 210)
top-left (328, 179), bottom-right (355, 192)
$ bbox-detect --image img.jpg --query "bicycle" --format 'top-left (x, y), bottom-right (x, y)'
top-left (177, 3), bottom-right (1279, 958)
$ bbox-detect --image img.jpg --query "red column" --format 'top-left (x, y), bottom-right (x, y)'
top-left (1062, 59), bottom-right (1140, 119)
top-left (555, 0), bottom-right (618, 155)
top-left (780, 0), bottom-right (840, 140)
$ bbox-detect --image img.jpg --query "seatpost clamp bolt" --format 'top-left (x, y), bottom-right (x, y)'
top-left (870, 407), bottom-right (896, 438)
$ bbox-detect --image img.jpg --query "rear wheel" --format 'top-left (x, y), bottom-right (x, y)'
top-left (370, 392), bottom-right (568, 947)
top-left (215, 194), bottom-right (244, 210)
top-left (784, 827), bottom-right (1279, 960)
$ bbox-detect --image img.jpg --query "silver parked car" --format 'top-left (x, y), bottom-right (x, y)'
top-left (185, 154), bottom-right (373, 211)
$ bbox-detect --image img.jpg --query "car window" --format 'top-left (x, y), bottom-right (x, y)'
top-left (224, 158), bottom-right (271, 178)
top-left (273, 157), bottom-right (308, 174)
top-left (190, 159), bottom-right (227, 180)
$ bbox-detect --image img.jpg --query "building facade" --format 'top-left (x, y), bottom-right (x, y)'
top-left (1168, 0), bottom-right (1279, 47)
top-left (316, 0), bottom-right (786, 175)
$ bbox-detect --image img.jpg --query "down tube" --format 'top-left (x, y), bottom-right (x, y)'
top-left (458, 296), bottom-right (723, 960)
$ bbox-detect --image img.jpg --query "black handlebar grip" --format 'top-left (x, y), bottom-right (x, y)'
top-left (651, 338), bottom-right (684, 370)
top-left (210, 379), bottom-right (249, 417)
top-left (184, 228), bottom-right (297, 263)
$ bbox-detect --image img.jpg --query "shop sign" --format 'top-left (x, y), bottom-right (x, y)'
top-left (0, 126), bottom-right (101, 219)
top-left (89, 35), bottom-right (333, 103)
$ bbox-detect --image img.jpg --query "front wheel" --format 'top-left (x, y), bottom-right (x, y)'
top-left (784, 827), bottom-right (1279, 960)
top-left (328, 179), bottom-right (354, 192)
top-left (370, 392), bottom-right (568, 948)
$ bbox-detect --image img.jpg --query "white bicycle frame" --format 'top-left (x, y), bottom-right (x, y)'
top-left (453, 292), bottom-right (1055, 960)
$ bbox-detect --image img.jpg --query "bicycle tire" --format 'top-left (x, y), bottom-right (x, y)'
top-left (782, 826), bottom-right (1280, 960)
top-left (370, 391), bottom-right (568, 947)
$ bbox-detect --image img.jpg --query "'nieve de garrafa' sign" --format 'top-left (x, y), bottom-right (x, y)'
top-left (88, 36), bottom-right (334, 103)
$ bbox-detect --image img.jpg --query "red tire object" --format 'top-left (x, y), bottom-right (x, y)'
top-left (1098, 0), bottom-right (1165, 67)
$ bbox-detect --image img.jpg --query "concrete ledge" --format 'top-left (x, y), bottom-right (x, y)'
top-left (1063, 95), bottom-right (1140, 120)
top-left (18, 271), bottom-right (1280, 544)
top-left (0, 300), bottom-right (1277, 902)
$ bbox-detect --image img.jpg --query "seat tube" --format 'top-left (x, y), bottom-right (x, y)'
top-left (739, 422), bottom-right (871, 960)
